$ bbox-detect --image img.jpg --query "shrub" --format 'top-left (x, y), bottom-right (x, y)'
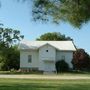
top-left (55, 60), bottom-right (69, 73)
top-left (72, 49), bottom-right (90, 71)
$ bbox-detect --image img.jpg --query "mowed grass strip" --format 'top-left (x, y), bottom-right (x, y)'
top-left (0, 78), bottom-right (90, 90)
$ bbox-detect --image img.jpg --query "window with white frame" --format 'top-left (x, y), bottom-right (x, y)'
top-left (28, 55), bottom-right (32, 63)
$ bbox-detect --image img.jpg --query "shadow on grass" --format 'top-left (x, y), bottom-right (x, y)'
top-left (0, 79), bottom-right (90, 90)
top-left (0, 83), bottom-right (90, 90)
top-left (0, 84), bottom-right (56, 90)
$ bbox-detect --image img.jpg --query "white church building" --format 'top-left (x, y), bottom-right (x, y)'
top-left (20, 40), bottom-right (76, 72)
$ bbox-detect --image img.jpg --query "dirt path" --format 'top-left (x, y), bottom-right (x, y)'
top-left (0, 74), bottom-right (90, 80)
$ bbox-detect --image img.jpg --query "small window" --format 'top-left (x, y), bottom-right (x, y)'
top-left (46, 50), bottom-right (48, 52)
top-left (28, 55), bottom-right (32, 63)
top-left (61, 56), bottom-right (65, 60)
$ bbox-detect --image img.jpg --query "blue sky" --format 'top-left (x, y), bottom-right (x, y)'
top-left (0, 0), bottom-right (90, 54)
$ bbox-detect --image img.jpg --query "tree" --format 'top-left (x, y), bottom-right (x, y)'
top-left (32, 0), bottom-right (90, 28)
top-left (36, 32), bottom-right (72, 41)
top-left (0, 27), bottom-right (24, 47)
top-left (72, 49), bottom-right (90, 71)
top-left (0, 27), bottom-right (24, 70)
top-left (0, 46), bottom-right (20, 70)
top-left (0, 0), bottom-right (90, 28)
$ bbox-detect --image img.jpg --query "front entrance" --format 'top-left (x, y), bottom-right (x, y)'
top-left (44, 61), bottom-right (55, 72)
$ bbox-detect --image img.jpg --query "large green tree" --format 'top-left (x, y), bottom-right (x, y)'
top-left (0, 27), bottom-right (24, 70)
top-left (36, 32), bottom-right (72, 41)
top-left (0, 0), bottom-right (89, 28)
top-left (18, 0), bottom-right (90, 28)
top-left (32, 0), bottom-right (90, 28)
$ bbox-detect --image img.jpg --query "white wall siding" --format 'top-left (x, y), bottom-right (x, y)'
top-left (56, 51), bottom-right (73, 68)
top-left (20, 50), bottom-right (39, 69)
top-left (39, 44), bottom-right (56, 61)
top-left (20, 44), bottom-right (74, 71)
top-left (39, 44), bottom-right (56, 71)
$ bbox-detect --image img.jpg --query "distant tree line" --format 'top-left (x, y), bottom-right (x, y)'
top-left (36, 32), bottom-right (72, 41)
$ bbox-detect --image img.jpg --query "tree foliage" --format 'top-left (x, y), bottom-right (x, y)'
top-left (0, 27), bottom-right (24, 47)
top-left (56, 60), bottom-right (69, 73)
top-left (32, 0), bottom-right (90, 28)
top-left (36, 32), bottom-right (72, 41)
top-left (0, 0), bottom-right (90, 28)
top-left (0, 27), bottom-right (24, 70)
top-left (72, 49), bottom-right (90, 71)
top-left (0, 46), bottom-right (20, 70)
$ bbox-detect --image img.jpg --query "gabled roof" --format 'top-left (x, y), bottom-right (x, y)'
top-left (20, 40), bottom-right (76, 51)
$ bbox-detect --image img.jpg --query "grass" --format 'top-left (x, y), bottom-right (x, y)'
top-left (0, 70), bottom-right (90, 75)
top-left (0, 71), bottom-right (42, 74)
top-left (0, 71), bottom-right (90, 90)
top-left (0, 78), bottom-right (90, 90)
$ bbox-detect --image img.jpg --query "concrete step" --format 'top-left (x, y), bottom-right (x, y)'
top-left (43, 71), bottom-right (56, 75)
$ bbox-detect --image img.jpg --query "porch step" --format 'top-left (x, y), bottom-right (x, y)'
top-left (43, 71), bottom-right (56, 75)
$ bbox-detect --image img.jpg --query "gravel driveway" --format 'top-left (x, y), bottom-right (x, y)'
top-left (0, 74), bottom-right (90, 80)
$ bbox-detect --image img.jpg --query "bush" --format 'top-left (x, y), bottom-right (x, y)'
top-left (0, 46), bottom-right (20, 71)
top-left (55, 60), bottom-right (69, 73)
top-left (72, 49), bottom-right (90, 71)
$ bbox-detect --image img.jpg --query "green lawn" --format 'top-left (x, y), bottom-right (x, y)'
top-left (0, 78), bottom-right (90, 90)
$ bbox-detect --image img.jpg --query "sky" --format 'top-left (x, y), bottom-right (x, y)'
top-left (0, 0), bottom-right (90, 54)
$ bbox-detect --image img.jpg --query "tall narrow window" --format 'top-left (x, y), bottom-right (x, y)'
top-left (28, 55), bottom-right (32, 63)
